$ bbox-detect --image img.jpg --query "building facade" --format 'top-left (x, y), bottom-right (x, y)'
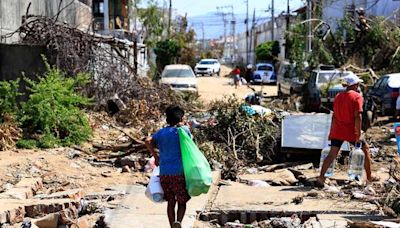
top-left (236, 14), bottom-right (289, 65)
top-left (322, 0), bottom-right (400, 29)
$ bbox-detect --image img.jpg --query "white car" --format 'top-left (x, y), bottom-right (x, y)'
top-left (160, 64), bottom-right (198, 93)
top-left (194, 59), bottom-right (221, 76)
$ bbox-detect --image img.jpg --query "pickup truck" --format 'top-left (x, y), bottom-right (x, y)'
top-left (302, 65), bottom-right (354, 112)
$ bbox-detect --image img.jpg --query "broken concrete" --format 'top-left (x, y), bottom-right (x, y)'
top-left (240, 169), bottom-right (298, 186)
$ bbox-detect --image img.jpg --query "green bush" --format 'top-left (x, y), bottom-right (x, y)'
top-left (255, 41), bottom-right (280, 62)
top-left (19, 63), bottom-right (92, 148)
top-left (0, 79), bottom-right (20, 122)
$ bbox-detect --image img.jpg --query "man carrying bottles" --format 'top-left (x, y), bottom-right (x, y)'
top-left (316, 73), bottom-right (376, 187)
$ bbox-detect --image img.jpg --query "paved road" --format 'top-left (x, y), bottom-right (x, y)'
top-left (197, 65), bottom-right (277, 104)
top-left (106, 172), bottom-right (220, 228)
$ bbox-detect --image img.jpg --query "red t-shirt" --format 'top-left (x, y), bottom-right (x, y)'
top-left (329, 90), bottom-right (363, 142)
top-left (232, 68), bottom-right (240, 75)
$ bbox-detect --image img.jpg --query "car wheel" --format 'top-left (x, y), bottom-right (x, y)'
top-left (217, 70), bottom-right (220, 76)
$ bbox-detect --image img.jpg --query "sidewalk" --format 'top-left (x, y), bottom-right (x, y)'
top-left (106, 171), bottom-right (220, 228)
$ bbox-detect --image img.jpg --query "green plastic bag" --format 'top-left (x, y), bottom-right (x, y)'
top-left (178, 128), bottom-right (212, 197)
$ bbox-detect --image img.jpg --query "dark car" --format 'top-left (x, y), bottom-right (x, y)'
top-left (364, 74), bottom-right (400, 126)
top-left (277, 61), bottom-right (305, 96)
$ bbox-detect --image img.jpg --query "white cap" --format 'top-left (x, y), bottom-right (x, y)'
top-left (342, 73), bottom-right (363, 86)
top-left (246, 64), bottom-right (253, 69)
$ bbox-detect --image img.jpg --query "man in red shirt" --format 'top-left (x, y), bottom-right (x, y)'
top-left (231, 66), bottom-right (241, 89)
top-left (317, 73), bottom-right (373, 187)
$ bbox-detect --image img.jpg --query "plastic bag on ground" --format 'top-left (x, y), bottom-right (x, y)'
top-left (178, 128), bottom-right (212, 197)
top-left (145, 166), bottom-right (165, 203)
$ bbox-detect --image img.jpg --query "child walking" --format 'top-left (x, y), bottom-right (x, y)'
top-left (145, 106), bottom-right (191, 228)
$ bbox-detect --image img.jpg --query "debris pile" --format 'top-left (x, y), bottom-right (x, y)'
top-left (0, 115), bottom-right (21, 151)
top-left (193, 96), bottom-right (281, 180)
top-left (9, 9), bottom-right (194, 114)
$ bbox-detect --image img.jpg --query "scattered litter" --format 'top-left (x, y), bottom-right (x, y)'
top-left (370, 147), bottom-right (380, 157)
top-left (247, 180), bottom-right (270, 187)
top-left (101, 125), bottom-right (110, 131)
top-left (324, 185), bottom-right (341, 194)
top-left (245, 167), bottom-right (258, 174)
top-left (351, 190), bottom-right (367, 199)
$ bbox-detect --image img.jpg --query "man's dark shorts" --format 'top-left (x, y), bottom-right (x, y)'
top-left (331, 139), bottom-right (367, 148)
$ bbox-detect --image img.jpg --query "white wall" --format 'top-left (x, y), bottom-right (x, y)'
top-left (0, 0), bottom-right (92, 43)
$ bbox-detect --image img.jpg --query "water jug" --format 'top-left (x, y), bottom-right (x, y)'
top-left (319, 144), bottom-right (335, 177)
top-left (348, 143), bottom-right (365, 181)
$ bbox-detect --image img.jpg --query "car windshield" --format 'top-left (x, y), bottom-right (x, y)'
top-left (162, 69), bottom-right (195, 78)
top-left (199, 61), bottom-right (215, 64)
top-left (317, 72), bottom-right (350, 84)
top-left (257, 65), bottom-right (273, 71)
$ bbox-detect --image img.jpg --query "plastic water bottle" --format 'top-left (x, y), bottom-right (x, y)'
top-left (319, 144), bottom-right (335, 177)
top-left (152, 193), bottom-right (164, 202)
top-left (348, 143), bottom-right (365, 181)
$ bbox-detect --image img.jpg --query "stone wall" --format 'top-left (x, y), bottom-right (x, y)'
top-left (0, 0), bottom-right (92, 43)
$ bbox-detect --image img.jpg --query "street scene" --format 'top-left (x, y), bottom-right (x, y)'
top-left (1, 0), bottom-right (400, 227)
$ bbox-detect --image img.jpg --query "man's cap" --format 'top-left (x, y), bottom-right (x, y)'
top-left (342, 73), bottom-right (363, 86)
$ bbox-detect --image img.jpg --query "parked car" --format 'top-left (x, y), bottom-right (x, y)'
top-left (364, 73), bottom-right (400, 122)
top-left (160, 64), bottom-right (198, 93)
top-left (277, 61), bottom-right (305, 96)
top-left (251, 63), bottom-right (276, 84)
top-left (194, 59), bottom-right (221, 76)
top-left (303, 65), bottom-right (354, 112)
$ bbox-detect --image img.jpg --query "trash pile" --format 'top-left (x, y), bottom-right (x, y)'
top-left (193, 96), bottom-right (282, 180)
top-left (9, 8), bottom-right (195, 115)
top-left (0, 114), bottom-right (22, 151)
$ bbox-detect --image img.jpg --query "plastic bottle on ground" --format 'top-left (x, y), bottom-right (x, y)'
top-left (348, 143), bottom-right (365, 181)
top-left (319, 143), bottom-right (336, 177)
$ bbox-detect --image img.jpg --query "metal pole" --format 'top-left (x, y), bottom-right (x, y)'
top-left (246, 0), bottom-right (249, 64)
top-left (202, 23), bottom-right (205, 51)
top-left (168, 0), bottom-right (172, 38)
top-left (271, 0), bottom-right (275, 40)
top-left (104, 0), bottom-right (109, 31)
top-left (307, 0), bottom-right (312, 53)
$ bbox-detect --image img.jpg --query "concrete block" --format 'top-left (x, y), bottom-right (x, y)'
top-left (0, 187), bottom-right (34, 200)
top-left (15, 178), bottom-right (43, 191)
top-left (84, 191), bottom-right (125, 200)
top-left (25, 199), bottom-right (79, 218)
top-left (42, 189), bottom-right (84, 201)
top-left (0, 205), bottom-right (25, 225)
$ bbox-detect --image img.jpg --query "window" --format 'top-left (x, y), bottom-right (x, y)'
top-left (199, 61), bottom-right (214, 65)
top-left (257, 65), bottom-right (273, 71)
top-left (162, 69), bottom-right (195, 78)
top-left (316, 72), bottom-right (350, 84)
top-left (373, 77), bottom-right (384, 89)
top-left (379, 77), bottom-right (389, 89)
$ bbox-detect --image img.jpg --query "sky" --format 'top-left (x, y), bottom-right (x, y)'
top-left (172, 0), bottom-right (306, 39)
top-left (140, 0), bottom-right (306, 39)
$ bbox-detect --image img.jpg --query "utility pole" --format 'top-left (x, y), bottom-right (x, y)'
top-left (249, 8), bottom-right (256, 64)
top-left (168, 0), bottom-right (172, 38)
top-left (202, 23), bottom-right (205, 51)
top-left (307, 0), bottom-right (312, 53)
top-left (285, 0), bottom-right (290, 58)
top-left (286, 0), bottom-right (290, 31)
top-left (245, 0), bottom-right (249, 64)
top-left (271, 0), bottom-right (275, 41)
top-left (217, 7), bottom-right (228, 59)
